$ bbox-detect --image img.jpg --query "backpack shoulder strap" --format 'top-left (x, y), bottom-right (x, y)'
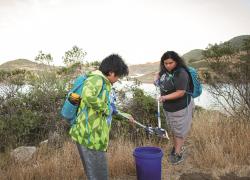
top-left (166, 68), bottom-right (183, 87)
top-left (70, 74), bottom-right (87, 93)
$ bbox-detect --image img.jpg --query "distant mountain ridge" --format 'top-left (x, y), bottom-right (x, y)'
top-left (227, 35), bottom-right (250, 48)
top-left (183, 35), bottom-right (250, 62)
top-left (1, 35), bottom-right (249, 83)
top-left (128, 61), bottom-right (159, 76)
top-left (0, 59), bottom-right (55, 71)
top-left (182, 49), bottom-right (204, 63)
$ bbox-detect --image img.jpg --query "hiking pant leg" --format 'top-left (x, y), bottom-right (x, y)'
top-left (76, 143), bottom-right (108, 180)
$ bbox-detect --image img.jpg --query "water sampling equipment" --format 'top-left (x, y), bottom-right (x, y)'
top-left (120, 85), bottom-right (169, 139)
top-left (118, 110), bottom-right (169, 139)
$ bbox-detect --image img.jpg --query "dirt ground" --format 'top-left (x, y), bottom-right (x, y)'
top-left (112, 172), bottom-right (250, 180)
top-left (179, 172), bottom-right (250, 180)
top-left (120, 149), bottom-right (250, 180)
top-left (165, 160), bottom-right (250, 179)
top-left (111, 164), bottom-right (250, 180)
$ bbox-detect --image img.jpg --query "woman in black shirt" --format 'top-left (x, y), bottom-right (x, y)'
top-left (155, 51), bottom-right (194, 165)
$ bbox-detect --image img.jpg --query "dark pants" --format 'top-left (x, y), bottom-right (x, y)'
top-left (76, 143), bottom-right (108, 180)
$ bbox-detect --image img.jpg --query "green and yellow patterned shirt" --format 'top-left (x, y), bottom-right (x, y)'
top-left (69, 70), bottom-right (111, 151)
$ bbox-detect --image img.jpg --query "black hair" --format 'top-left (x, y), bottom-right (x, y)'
top-left (159, 51), bottom-right (188, 76)
top-left (99, 54), bottom-right (129, 77)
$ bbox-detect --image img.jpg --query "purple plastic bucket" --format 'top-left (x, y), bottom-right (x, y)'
top-left (133, 146), bottom-right (163, 180)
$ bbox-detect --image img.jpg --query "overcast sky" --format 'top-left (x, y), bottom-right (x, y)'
top-left (0, 0), bottom-right (250, 66)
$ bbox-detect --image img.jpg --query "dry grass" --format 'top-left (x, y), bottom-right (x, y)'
top-left (1, 141), bottom-right (84, 180)
top-left (1, 111), bottom-right (250, 179)
top-left (108, 139), bottom-right (136, 177)
top-left (0, 140), bottom-right (138, 180)
top-left (184, 110), bottom-right (250, 179)
top-left (190, 111), bottom-right (250, 169)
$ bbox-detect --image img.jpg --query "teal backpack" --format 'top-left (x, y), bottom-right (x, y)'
top-left (61, 75), bottom-right (105, 125)
top-left (186, 67), bottom-right (202, 98)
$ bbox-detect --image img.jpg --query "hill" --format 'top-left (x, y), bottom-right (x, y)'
top-left (228, 35), bottom-right (250, 48)
top-left (182, 35), bottom-right (250, 64)
top-left (183, 35), bottom-right (250, 69)
top-left (0, 59), bottom-right (56, 71)
top-left (182, 49), bottom-right (204, 63)
top-left (128, 61), bottom-right (159, 77)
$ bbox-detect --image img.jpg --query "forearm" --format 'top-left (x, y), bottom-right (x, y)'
top-left (161, 90), bottom-right (185, 101)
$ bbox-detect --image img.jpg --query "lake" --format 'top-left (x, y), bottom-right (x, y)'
top-left (114, 81), bottom-right (220, 111)
top-left (0, 81), bottom-right (221, 111)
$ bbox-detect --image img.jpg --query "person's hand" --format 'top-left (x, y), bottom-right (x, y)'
top-left (128, 116), bottom-right (136, 127)
top-left (153, 72), bottom-right (160, 86)
top-left (128, 116), bottom-right (135, 123)
top-left (159, 95), bottom-right (167, 102)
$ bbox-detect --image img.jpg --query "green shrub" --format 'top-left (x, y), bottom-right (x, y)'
top-left (0, 71), bottom-right (68, 151)
top-left (110, 86), bottom-right (168, 145)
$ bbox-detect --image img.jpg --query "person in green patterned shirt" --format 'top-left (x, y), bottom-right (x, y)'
top-left (69, 54), bottom-right (134, 180)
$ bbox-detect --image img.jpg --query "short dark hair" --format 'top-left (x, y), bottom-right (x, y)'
top-left (99, 54), bottom-right (129, 77)
top-left (159, 51), bottom-right (187, 75)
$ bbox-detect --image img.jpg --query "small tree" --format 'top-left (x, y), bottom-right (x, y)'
top-left (202, 39), bottom-right (250, 120)
top-left (63, 46), bottom-right (87, 66)
top-left (90, 60), bottom-right (101, 69)
top-left (35, 51), bottom-right (53, 65)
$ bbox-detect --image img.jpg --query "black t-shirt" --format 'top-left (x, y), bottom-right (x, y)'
top-left (159, 67), bottom-right (191, 112)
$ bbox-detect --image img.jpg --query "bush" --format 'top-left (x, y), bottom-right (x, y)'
top-left (0, 71), bottom-right (68, 151)
top-left (0, 69), bottom-right (169, 150)
top-left (110, 86), bottom-right (168, 144)
top-left (203, 39), bottom-right (250, 120)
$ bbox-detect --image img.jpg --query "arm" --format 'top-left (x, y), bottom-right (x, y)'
top-left (110, 102), bottom-right (134, 123)
top-left (116, 111), bottom-right (135, 123)
top-left (110, 89), bottom-right (135, 123)
top-left (159, 90), bottom-right (185, 102)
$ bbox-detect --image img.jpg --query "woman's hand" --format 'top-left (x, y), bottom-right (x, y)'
top-left (159, 90), bottom-right (186, 102)
top-left (159, 95), bottom-right (167, 102)
top-left (153, 72), bottom-right (160, 86)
